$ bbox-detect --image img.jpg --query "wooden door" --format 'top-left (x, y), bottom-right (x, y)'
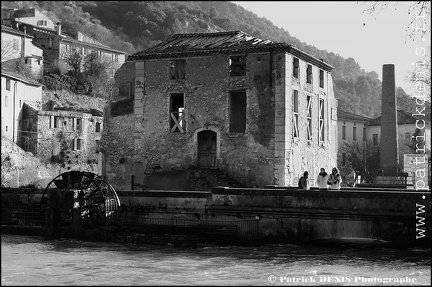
top-left (198, 130), bottom-right (217, 168)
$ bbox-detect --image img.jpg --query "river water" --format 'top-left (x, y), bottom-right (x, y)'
top-left (1, 234), bottom-right (430, 286)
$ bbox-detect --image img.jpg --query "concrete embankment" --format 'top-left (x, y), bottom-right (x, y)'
top-left (1, 187), bottom-right (430, 248)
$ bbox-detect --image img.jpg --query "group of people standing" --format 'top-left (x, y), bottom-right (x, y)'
top-left (299, 167), bottom-right (341, 190)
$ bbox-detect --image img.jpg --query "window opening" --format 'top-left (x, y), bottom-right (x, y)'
top-left (170, 93), bottom-right (185, 133)
top-left (229, 90), bottom-right (247, 132)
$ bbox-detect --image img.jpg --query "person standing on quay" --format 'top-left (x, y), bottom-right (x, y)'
top-left (299, 171), bottom-right (310, 190)
top-left (317, 167), bottom-right (329, 190)
top-left (328, 167), bottom-right (342, 190)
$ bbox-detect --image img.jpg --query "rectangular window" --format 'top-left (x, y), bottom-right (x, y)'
top-left (229, 90), bottom-right (247, 133)
top-left (119, 83), bottom-right (131, 97)
top-left (373, 134), bottom-right (378, 146)
top-left (342, 153), bottom-right (346, 166)
top-left (19, 100), bottom-right (22, 107)
top-left (363, 127), bottom-right (366, 141)
top-left (169, 59), bottom-right (186, 80)
top-left (353, 126), bottom-right (357, 140)
top-left (54, 116), bottom-right (60, 128)
top-left (170, 93), bottom-right (185, 133)
top-left (306, 95), bottom-right (312, 141)
top-left (95, 140), bottom-right (100, 153)
top-left (306, 64), bottom-right (312, 84)
top-left (4, 96), bottom-right (7, 107)
top-left (95, 122), bottom-right (101, 132)
top-left (319, 99), bottom-right (325, 142)
top-left (342, 125), bottom-right (346, 140)
top-left (293, 90), bottom-right (299, 138)
top-left (319, 69), bottom-right (324, 88)
top-left (293, 57), bottom-right (299, 79)
top-left (76, 118), bottom-right (82, 131)
top-left (76, 138), bottom-right (82, 150)
top-left (229, 55), bottom-right (246, 76)
top-left (6, 78), bottom-right (11, 91)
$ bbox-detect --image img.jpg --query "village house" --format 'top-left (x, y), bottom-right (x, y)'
top-left (1, 7), bottom-right (126, 77)
top-left (18, 103), bottom-right (103, 173)
top-left (1, 24), bottom-right (44, 78)
top-left (1, 68), bottom-right (43, 143)
top-left (102, 31), bottom-right (338, 189)
top-left (367, 109), bottom-right (431, 170)
top-left (336, 109), bottom-right (372, 167)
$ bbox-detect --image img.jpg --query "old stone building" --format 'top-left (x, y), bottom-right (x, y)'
top-left (102, 31), bottom-right (338, 189)
top-left (18, 104), bottom-right (104, 174)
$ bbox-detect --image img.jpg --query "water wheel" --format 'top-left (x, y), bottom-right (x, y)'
top-left (40, 171), bottom-right (121, 229)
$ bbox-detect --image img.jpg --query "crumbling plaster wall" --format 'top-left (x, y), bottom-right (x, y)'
top-left (274, 53), bottom-right (338, 187)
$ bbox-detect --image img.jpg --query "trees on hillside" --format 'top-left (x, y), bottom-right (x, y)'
top-left (42, 50), bottom-right (115, 98)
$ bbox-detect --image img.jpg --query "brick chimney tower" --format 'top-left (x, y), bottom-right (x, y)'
top-left (380, 64), bottom-right (399, 173)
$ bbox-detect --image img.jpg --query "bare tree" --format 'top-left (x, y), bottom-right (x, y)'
top-left (83, 51), bottom-right (115, 97)
top-left (64, 50), bottom-right (84, 75)
top-left (1, 38), bottom-right (17, 61)
top-left (359, 1), bottom-right (431, 42)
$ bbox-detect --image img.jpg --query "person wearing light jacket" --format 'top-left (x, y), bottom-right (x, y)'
top-left (317, 167), bottom-right (329, 190)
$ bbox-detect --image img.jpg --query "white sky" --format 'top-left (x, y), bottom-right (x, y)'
top-left (232, 1), bottom-right (430, 95)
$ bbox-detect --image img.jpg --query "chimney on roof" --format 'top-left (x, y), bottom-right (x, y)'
top-left (55, 22), bottom-right (61, 35)
top-left (379, 64), bottom-right (399, 173)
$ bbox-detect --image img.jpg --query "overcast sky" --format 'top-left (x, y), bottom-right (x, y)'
top-left (232, 1), bottom-right (430, 95)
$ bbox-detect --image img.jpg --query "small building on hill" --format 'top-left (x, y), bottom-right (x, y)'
top-left (2, 7), bottom-right (126, 77)
top-left (18, 105), bottom-right (103, 173)
top-left (102, 31), bottom-right (338, 189)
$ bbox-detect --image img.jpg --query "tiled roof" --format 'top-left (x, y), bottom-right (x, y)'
top-left (129, 31), bottom-right (333, 71)
top-left (368, 110), bottom-right (431, 126)
top-left (1, 66), bottom-right (43, 86)
top-left (61, 37), bottom-right (126, 54)
top-left (1, 24), bottom-right (32, 37)
top-left (337, 109), bottom-right (372, 122)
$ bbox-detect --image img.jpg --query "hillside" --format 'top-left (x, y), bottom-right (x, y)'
top-left (2, 1), bottom-right (427, 118)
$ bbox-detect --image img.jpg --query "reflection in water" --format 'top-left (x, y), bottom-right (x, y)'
top-left (1, 235), bottom-right (430, 285)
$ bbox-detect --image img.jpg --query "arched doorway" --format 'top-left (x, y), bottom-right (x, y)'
top-left (198, 130), bottom-right (217, 168)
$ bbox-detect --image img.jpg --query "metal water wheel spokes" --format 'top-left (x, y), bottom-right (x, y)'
top-left (40, 171), bottom-right (121, 229)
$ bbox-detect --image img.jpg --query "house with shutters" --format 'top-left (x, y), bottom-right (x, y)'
top-left (102, 31), bottom-right (338, 189)
top-left (2, 7), bottom-right (126, 77)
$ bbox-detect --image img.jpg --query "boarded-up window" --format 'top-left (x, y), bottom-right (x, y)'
top-left (306, 95), bottom-right (312, 141)
top-left (293, 57), bottom-right (299, 78)
top-left (169, 59), bottom-right (186, 80)
top-left (229, 55), bottom-right (246, 76)
top-left (229, 90), bottom-right (246, 133)
top-left (319, 99), bottom-right (325, 142)
top-left (293, 90), bottom-right (299, 138)
top-left (170, 93), bottom-right (185, 133)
